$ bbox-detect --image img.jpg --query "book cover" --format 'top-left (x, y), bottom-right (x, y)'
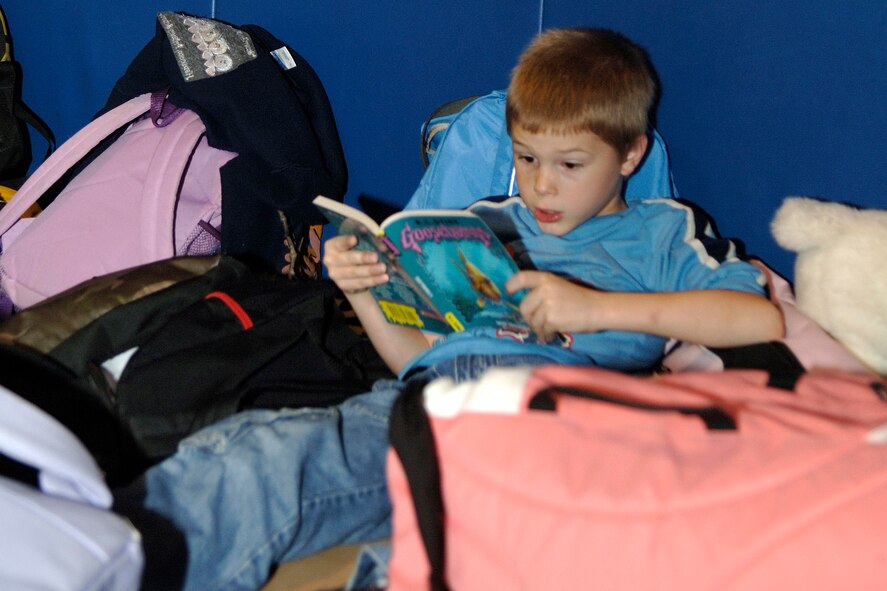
top-left (314, 195), bottom-right (527, 334)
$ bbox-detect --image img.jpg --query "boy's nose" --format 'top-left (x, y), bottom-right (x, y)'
top-left (534, 167), bottom-right (556, 196)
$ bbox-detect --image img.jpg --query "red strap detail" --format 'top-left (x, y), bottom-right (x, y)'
top-left (205, 291), bottom-right (254, 330)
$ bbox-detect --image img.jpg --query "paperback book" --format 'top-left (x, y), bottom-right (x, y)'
top-left (313, 195), bottom-right (527, 334)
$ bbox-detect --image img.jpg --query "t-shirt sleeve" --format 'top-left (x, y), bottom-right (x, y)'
top-left (652, 200), bottom-right (767, 294)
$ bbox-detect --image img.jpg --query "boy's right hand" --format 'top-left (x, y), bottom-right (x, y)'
top-left (323, 235), bottom-right (390, 294)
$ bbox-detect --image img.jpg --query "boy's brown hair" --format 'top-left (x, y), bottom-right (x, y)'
top-left (506, 27), bottom-right (659, 156)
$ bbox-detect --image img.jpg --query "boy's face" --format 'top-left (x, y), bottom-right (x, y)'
top-left (511, 125), bottom-right (646, 236)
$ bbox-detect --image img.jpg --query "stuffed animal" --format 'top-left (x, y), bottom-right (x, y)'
top-left (771, 196), bottom-right (887, 375)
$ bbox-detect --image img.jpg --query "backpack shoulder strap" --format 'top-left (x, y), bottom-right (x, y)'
top-left (136, 106), bottom-right (209, 258)
top-left (420, 95), bottom-right (482, 169)
top-left (406, 91), bottom-right (511, 211)
top-left (388, 378), bottom-right (449, 591)
top-left (0, 93), bottom-right (152, 236)
top-left (14, 100), bottom-right (56, 163)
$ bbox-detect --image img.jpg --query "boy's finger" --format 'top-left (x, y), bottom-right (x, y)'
top-left (506, 270), bottom-right (541, 293)
top-left (324, 234), bottom-right (357, 252)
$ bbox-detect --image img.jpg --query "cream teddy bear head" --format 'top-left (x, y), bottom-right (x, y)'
top-left (771, 196), bottom-right (887, 375)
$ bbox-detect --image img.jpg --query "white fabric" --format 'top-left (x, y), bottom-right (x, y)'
top-left (0, 385), bottom-right (109, 507)
top-left (0, 384), bottom-right (144, 589)
top-left (0, 477), bottom-right (143, 591)
top-left (423, 367), bottom-right (533, 417)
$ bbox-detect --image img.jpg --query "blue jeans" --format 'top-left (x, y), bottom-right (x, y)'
top-left (118, 353), bottom-right (552, 591)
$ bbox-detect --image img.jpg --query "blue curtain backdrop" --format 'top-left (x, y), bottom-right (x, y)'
top-left (7, 0), bottom-right (886, 279)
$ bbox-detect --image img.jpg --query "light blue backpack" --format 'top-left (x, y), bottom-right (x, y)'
top-left (406, 90), bottom-right (678, 211)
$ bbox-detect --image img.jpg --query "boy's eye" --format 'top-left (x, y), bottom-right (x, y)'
top-left (563, 161), bottom-right (582, 170)
top-left (517, 154), bottom-right (536, 165)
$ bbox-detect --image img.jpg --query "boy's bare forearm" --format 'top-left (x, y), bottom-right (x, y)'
top-left (343, 290), bottom-right (434, 375)
top-left (323, 233), bottom-right (431, 373)
top-left (596, 289), bottom-right (784, 347)
top-left (509, 271), bottom-right (782, 347)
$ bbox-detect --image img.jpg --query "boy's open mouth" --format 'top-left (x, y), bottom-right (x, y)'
top-left (533, 208), bottom-right (562, 223)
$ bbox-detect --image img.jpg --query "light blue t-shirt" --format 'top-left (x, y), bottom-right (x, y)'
top-left (400, 196), bottom-right (766, 377)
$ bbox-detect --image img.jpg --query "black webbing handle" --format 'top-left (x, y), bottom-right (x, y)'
top-left (529, 385), bottom-right (737, 430)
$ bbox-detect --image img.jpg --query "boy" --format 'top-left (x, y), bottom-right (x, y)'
top-left (326, 27), bottom-right (781, 378)
top-left (119, 28), bottom-right (782, 591)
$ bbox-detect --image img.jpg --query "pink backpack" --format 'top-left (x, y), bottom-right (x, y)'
top-left (387, 365), bottom-right (887, 591)
top-left (0, 91), bottom-right (236, 313)
top-left (661, 259), bottom-right (870, 375)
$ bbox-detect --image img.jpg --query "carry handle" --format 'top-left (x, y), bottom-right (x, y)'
top-left (529, 385), bottom-right (737, 430)
top-left (149, 89), bottom-right (186, 127)
top-left (0, 93), bottom-right (152, 236)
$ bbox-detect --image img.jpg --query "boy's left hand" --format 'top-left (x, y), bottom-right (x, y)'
top-left (506, 270), bottom-right (604, 341)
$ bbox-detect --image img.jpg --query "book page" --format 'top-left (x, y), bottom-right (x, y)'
top-left (313, 196), bottom-right (528, 334)
top-left (382, 212), bottom-right (528, 333)
top-left (312, 195), bottom-right (382, 235)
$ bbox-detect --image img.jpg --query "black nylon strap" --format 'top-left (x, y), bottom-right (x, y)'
top-left (15, 100), bottom-right (56, 160)
top-left (708, 341), bottom-right (805, 390)
top-left (0, 450), bottom-right (39, 489)
top-left (529, 385), bottom-right (737, 430)
top-left (388, 378), bottom-right (449, 591)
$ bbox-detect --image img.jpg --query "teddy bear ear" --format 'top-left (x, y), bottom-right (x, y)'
top-left (770, 196), bottom-right (854, 253)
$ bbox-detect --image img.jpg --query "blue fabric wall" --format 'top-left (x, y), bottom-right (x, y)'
top-left (7, 1), bottom-right (886, 280)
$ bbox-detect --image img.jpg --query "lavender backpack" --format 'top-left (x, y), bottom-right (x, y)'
top-left (0, 90), bottom-right (236, 315)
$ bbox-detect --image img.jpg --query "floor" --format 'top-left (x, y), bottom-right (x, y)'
top-left (260, 542), bottom-right (365, 591)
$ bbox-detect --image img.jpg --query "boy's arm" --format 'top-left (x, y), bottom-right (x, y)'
top-left (324, 235), bottom-right (436, 374)
top-left (508, 271), bottom-right (784, 346)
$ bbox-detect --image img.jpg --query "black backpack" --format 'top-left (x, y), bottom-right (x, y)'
top-left (0, 4), bottom-right (54, 188)
top-left (30, 255), bottom-right (390, 461)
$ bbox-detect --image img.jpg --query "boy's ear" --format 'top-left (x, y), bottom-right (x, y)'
top-left (620, 133), bottom-right (649, 177)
